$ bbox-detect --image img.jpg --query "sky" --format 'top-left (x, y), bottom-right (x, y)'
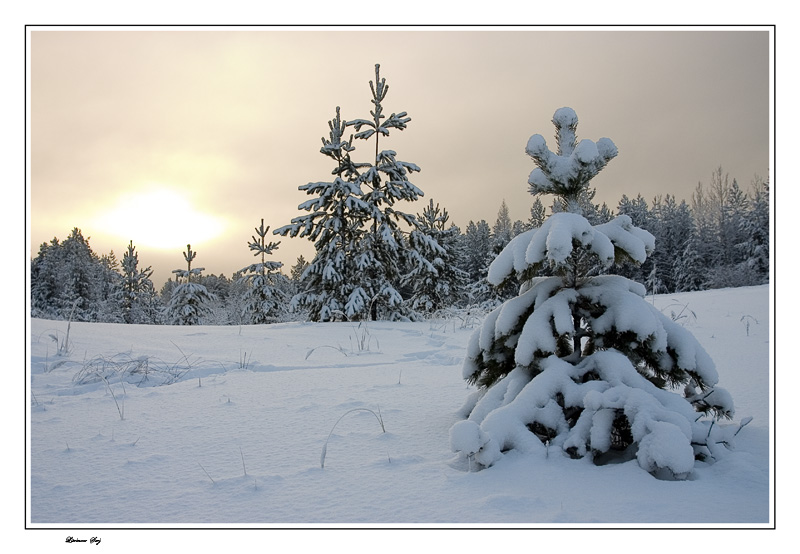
top-left (28, 27), bottom-right (771, 287)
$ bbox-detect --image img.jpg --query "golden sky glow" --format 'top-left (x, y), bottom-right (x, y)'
top-left (28, 27), bottom-right (771, 286)
top-left (91, 187), bottom-right (228, 251)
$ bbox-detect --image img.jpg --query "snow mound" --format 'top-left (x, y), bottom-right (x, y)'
top-left (449, 420), bottom-right (488, 456)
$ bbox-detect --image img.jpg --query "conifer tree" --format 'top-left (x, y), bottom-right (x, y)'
top-left (511, 219), bottom-right (528, 237)
top-left (275, 106), bottom-right (370, 321)
top-left (277, 64), bottom-right (435, 321)
top-left (31, 239), bottom-right (62, 319)
top-left (225, 271), bottom-right (249, 326)
top-left (529, 198), bottom-right (547, 229)
top-left (96, 251), bottom-right (124, 323)
top-left (491, 200), bottom-right (513, 255)
top-left (30, 230), bottom-right (111, 321)
top-left (675, 230), bottom-right (706, 292)
top-left (59, 228), bottom-right (101, 321)
top-left (165, 244), bottom-right (216, 325)
top-left (346, 64), bottom-right (428, 320)
top-left (738, 177), bottom-right (769, 282)
top-left (404, 199), bottom-right (467, 314)
top-left (290, 255), bottom-right (309, 283)
top-left (651, 195), bottom-right (694, 293)
top-left (710, 175), bottom-right (751, 286)
top-left (450, 108), bottom-right (736, 479)
top-left (615, 194), bottom-right (653, 283)
top-left (121, 240), bottom-right (157, 324)
top-left (490, 200), bottom-right (519, 301)
top-left (238, 219), bottom-right (288, 324)
top-left (459, 220), bottom-right (495, 307)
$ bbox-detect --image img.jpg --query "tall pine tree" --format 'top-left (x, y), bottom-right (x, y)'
top-left (277, 64), bottom-right (436, 321)
top-left (275, 106), bottom-right (370, 321)
top-left (347, 64), bottom-right (430, 320)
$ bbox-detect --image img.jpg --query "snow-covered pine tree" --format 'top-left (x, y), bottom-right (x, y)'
top-left (458, 220), bottom-right (495, 308)
top-left (688, 178), bottom-right (722, 289)
top-left (224, 271), bottom-right (249, 326)
top-left (346, 64), bottom-right (429, 320)
top-left (511, 219), bottom-right (528, 237)
top-left (95, 251), bottom-right (124, 323)
top-left (492, 200), bottom-right (513, 255)
top-left (238, 219), bottom-right (289, 324)
top-left (59, 228), bottom-right (101, 321)
top-left (450, 107), bottom-right (736, 479)
top-left (30, 230), bottom-right (116, 321)
top-left (674, 229), bottom-right (706, 292)
top-left (290, 255), bottom-right (309, 284)
top-left (404, 199), bottom-right (467, 314)
top-left (529, 198), bottom-right (547, 229)
top-left (738, 176), bottom-right (769, 283)
top-left (121, 240), bottom-right (158, 324)
top-left (165, 244), bottom-right (216, 325)
top-left (615, 194), bottom-right (653, 284)
top-left (31, 238), bottom-right (62, 319)
top-left (274, 106), bottom-right (371, 321)
top-left (490, 200), bottom-right (519, 301)
top-left (277, 64), bottom-right (434, 321)
top-left (650, 195), bottom-right (694, 293)
top-left (709, 174), bottom-right (756, 287)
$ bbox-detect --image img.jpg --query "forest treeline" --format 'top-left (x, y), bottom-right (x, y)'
top-left (30, 166), bottom-right (769, 325)
top-left (31, 65), bottom-right (770, 326)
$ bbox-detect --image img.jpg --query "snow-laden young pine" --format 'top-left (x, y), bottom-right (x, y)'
top-left (450, 108), bottom-right (738, 479)
top-left (165, 244), bottom-right (216, 325)
top-left (237, 219), bottom-right (289, 324)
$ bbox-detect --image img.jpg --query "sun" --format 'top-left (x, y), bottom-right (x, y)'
top-left (93, 187), bottom-right (227, 251)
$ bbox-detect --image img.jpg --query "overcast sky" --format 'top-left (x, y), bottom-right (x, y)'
top-left (29, 27), bottom-right (770, 286)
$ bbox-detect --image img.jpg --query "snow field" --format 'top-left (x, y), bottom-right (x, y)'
top-left (28, 285), bottom-right (770, 525)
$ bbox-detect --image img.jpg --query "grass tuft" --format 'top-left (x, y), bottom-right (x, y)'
top-left (305, 345), bottom-right (348, 359)
top-left (101, 376), bottom-right (125, 420)
top-left (320, 407), bottom-right (386, 469)
top-left (240, 446), bottom-right (248, 477)
top-left (198, 462), bottom-right (216, 485)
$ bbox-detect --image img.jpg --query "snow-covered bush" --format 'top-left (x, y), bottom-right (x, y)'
top-left (451, 108), bottom-right (736, 479)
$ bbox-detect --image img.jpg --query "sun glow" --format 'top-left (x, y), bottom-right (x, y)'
top-left (94, 187), bottom-right (227, 251)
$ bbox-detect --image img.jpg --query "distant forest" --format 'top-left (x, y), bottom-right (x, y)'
top-left (30, 167), bottom-right (769, 325)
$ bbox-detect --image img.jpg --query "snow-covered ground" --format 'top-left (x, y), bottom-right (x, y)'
top-left (27, 285), bottom-right (771, 530)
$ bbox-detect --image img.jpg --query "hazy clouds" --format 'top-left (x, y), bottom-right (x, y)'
top-left (29, 28), bottom-right (770, 285)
